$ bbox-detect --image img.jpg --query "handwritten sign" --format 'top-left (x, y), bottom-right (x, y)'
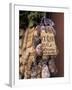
top-left (41, 30), bottom-right (57, 55)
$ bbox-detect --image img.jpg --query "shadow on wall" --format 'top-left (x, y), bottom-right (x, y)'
top-left (51, 13), bottom-right (64, 77)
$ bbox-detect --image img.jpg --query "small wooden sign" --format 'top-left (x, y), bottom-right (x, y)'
top-left (41, 29), bottom-right (57, 55)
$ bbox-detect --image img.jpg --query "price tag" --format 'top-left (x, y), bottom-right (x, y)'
top-left (41, 30), bottom-right (57, 55)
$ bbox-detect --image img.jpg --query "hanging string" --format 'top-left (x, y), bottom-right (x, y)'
top-left (40, 15), bottom-right (54, 26)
